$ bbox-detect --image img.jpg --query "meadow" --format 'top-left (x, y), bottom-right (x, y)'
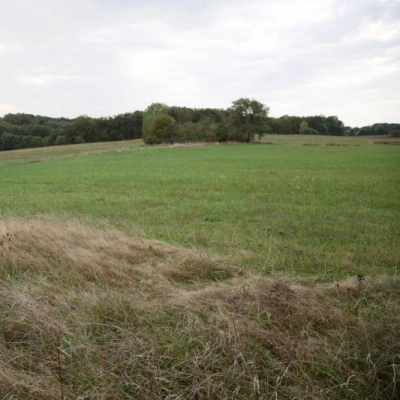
top-left (1, 135), bottom-right (399, 399)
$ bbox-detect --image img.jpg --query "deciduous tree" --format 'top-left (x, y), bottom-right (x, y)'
top-left (145, 115), bottom-right (177, 144)
top-left (142, 103), bottom-right (169, 140)
top-left (299, 120), bottom-right (319, 135)
top-left (227, 98), bottom-right (270, 142)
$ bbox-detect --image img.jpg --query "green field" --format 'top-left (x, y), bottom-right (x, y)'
top-left (1, 136), bottom-right (399, 278)
top-left (1, 136), bottom-right (399, 399)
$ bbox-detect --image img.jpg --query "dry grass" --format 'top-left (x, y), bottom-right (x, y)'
top-left (0, 139), bottom-right (143, 166)
top-left (259, 133), bottom-right (400, 146)
top-left (1, 218), bottom-right (399, 399)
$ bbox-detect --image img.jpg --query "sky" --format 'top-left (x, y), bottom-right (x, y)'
top-left (0, 0), bottom-right (399, 127)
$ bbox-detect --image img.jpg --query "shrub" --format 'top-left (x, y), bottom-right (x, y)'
top-left (216, 123), bottom-right (228, 142)
top-left (145, 115), bottom-right (177, 144)
top-left (142, 103), bottom-right (169, 141)
top-left (300, 120), bottom-right (319, 135)
top-left (55, 136), bottom-right (67, 145)
top-left (389, 129), bottom-right (400, 137)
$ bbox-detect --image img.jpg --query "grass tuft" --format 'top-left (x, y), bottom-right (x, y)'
top-left (1, 217), bottom-right (399, 399)
top-left (1, 137), bottom-right (399, 398)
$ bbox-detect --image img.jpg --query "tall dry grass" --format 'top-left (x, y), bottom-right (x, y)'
top-left (1, 218), bottom-right (399, 399)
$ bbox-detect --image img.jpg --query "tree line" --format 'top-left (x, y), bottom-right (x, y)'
top-left (0, 112), bottom-right (142, 150)
top-left (1, 99), bottom-right (399, 150)
top-left (142, 99), bottom-right (271, 144)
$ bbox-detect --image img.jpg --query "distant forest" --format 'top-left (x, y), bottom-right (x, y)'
top-left (1, 101), bottom-right (399, 150)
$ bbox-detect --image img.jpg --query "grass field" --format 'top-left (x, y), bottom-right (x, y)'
top-left (1, 136), bottom-right (399, 399)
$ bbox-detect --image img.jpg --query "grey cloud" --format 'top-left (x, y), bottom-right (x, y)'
top-left (0, 0), bottom-right (399, 126)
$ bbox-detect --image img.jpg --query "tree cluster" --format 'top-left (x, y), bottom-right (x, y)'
top-left (270, 116), bottom-right (400, 137)
top-left (0, 112), bottom-right (142, 151)
top-left (270, 115), bottom-right (345, 136)
top-left (344, 123), bottom-right (400, 137)
top-left (142, 98), bottom-right (271, 145)
top-left (1, 100), bottom-right (398, 151)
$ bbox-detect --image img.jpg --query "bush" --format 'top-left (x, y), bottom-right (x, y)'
top-left (42, 136), bottom-right (55, 146)
top-left (300, 120), bottom-right (319, 135)
top-left (180, 122), bottom-right (208, 142)
top-left (215, 123), bottom-right (228, 142)
top-left (55, 136), bottom-right (67, 146)
top-left (389, 129), bottom-right (400, 137)
top-left (145, 115), bottom-right (177, 144)
top-left (142, 103), bottom-right (169, 141)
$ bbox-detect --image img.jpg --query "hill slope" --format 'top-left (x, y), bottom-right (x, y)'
top-left (1, 217), bottom-right (399, 399)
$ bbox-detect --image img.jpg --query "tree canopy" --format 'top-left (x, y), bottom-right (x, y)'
top-left (142, 103), bottom-right (169, 140)
top-left (145, 115), bottom-right (177, 144)
top-left (299, 121), bottom-right (319, 135)
top-left (227, 98), bottom-right (271, 142)
top-left (0, 99), bottom-right (397, 151)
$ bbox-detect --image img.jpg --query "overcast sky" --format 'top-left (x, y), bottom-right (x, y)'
top-left (1, 0), bottom-right (399, 127)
